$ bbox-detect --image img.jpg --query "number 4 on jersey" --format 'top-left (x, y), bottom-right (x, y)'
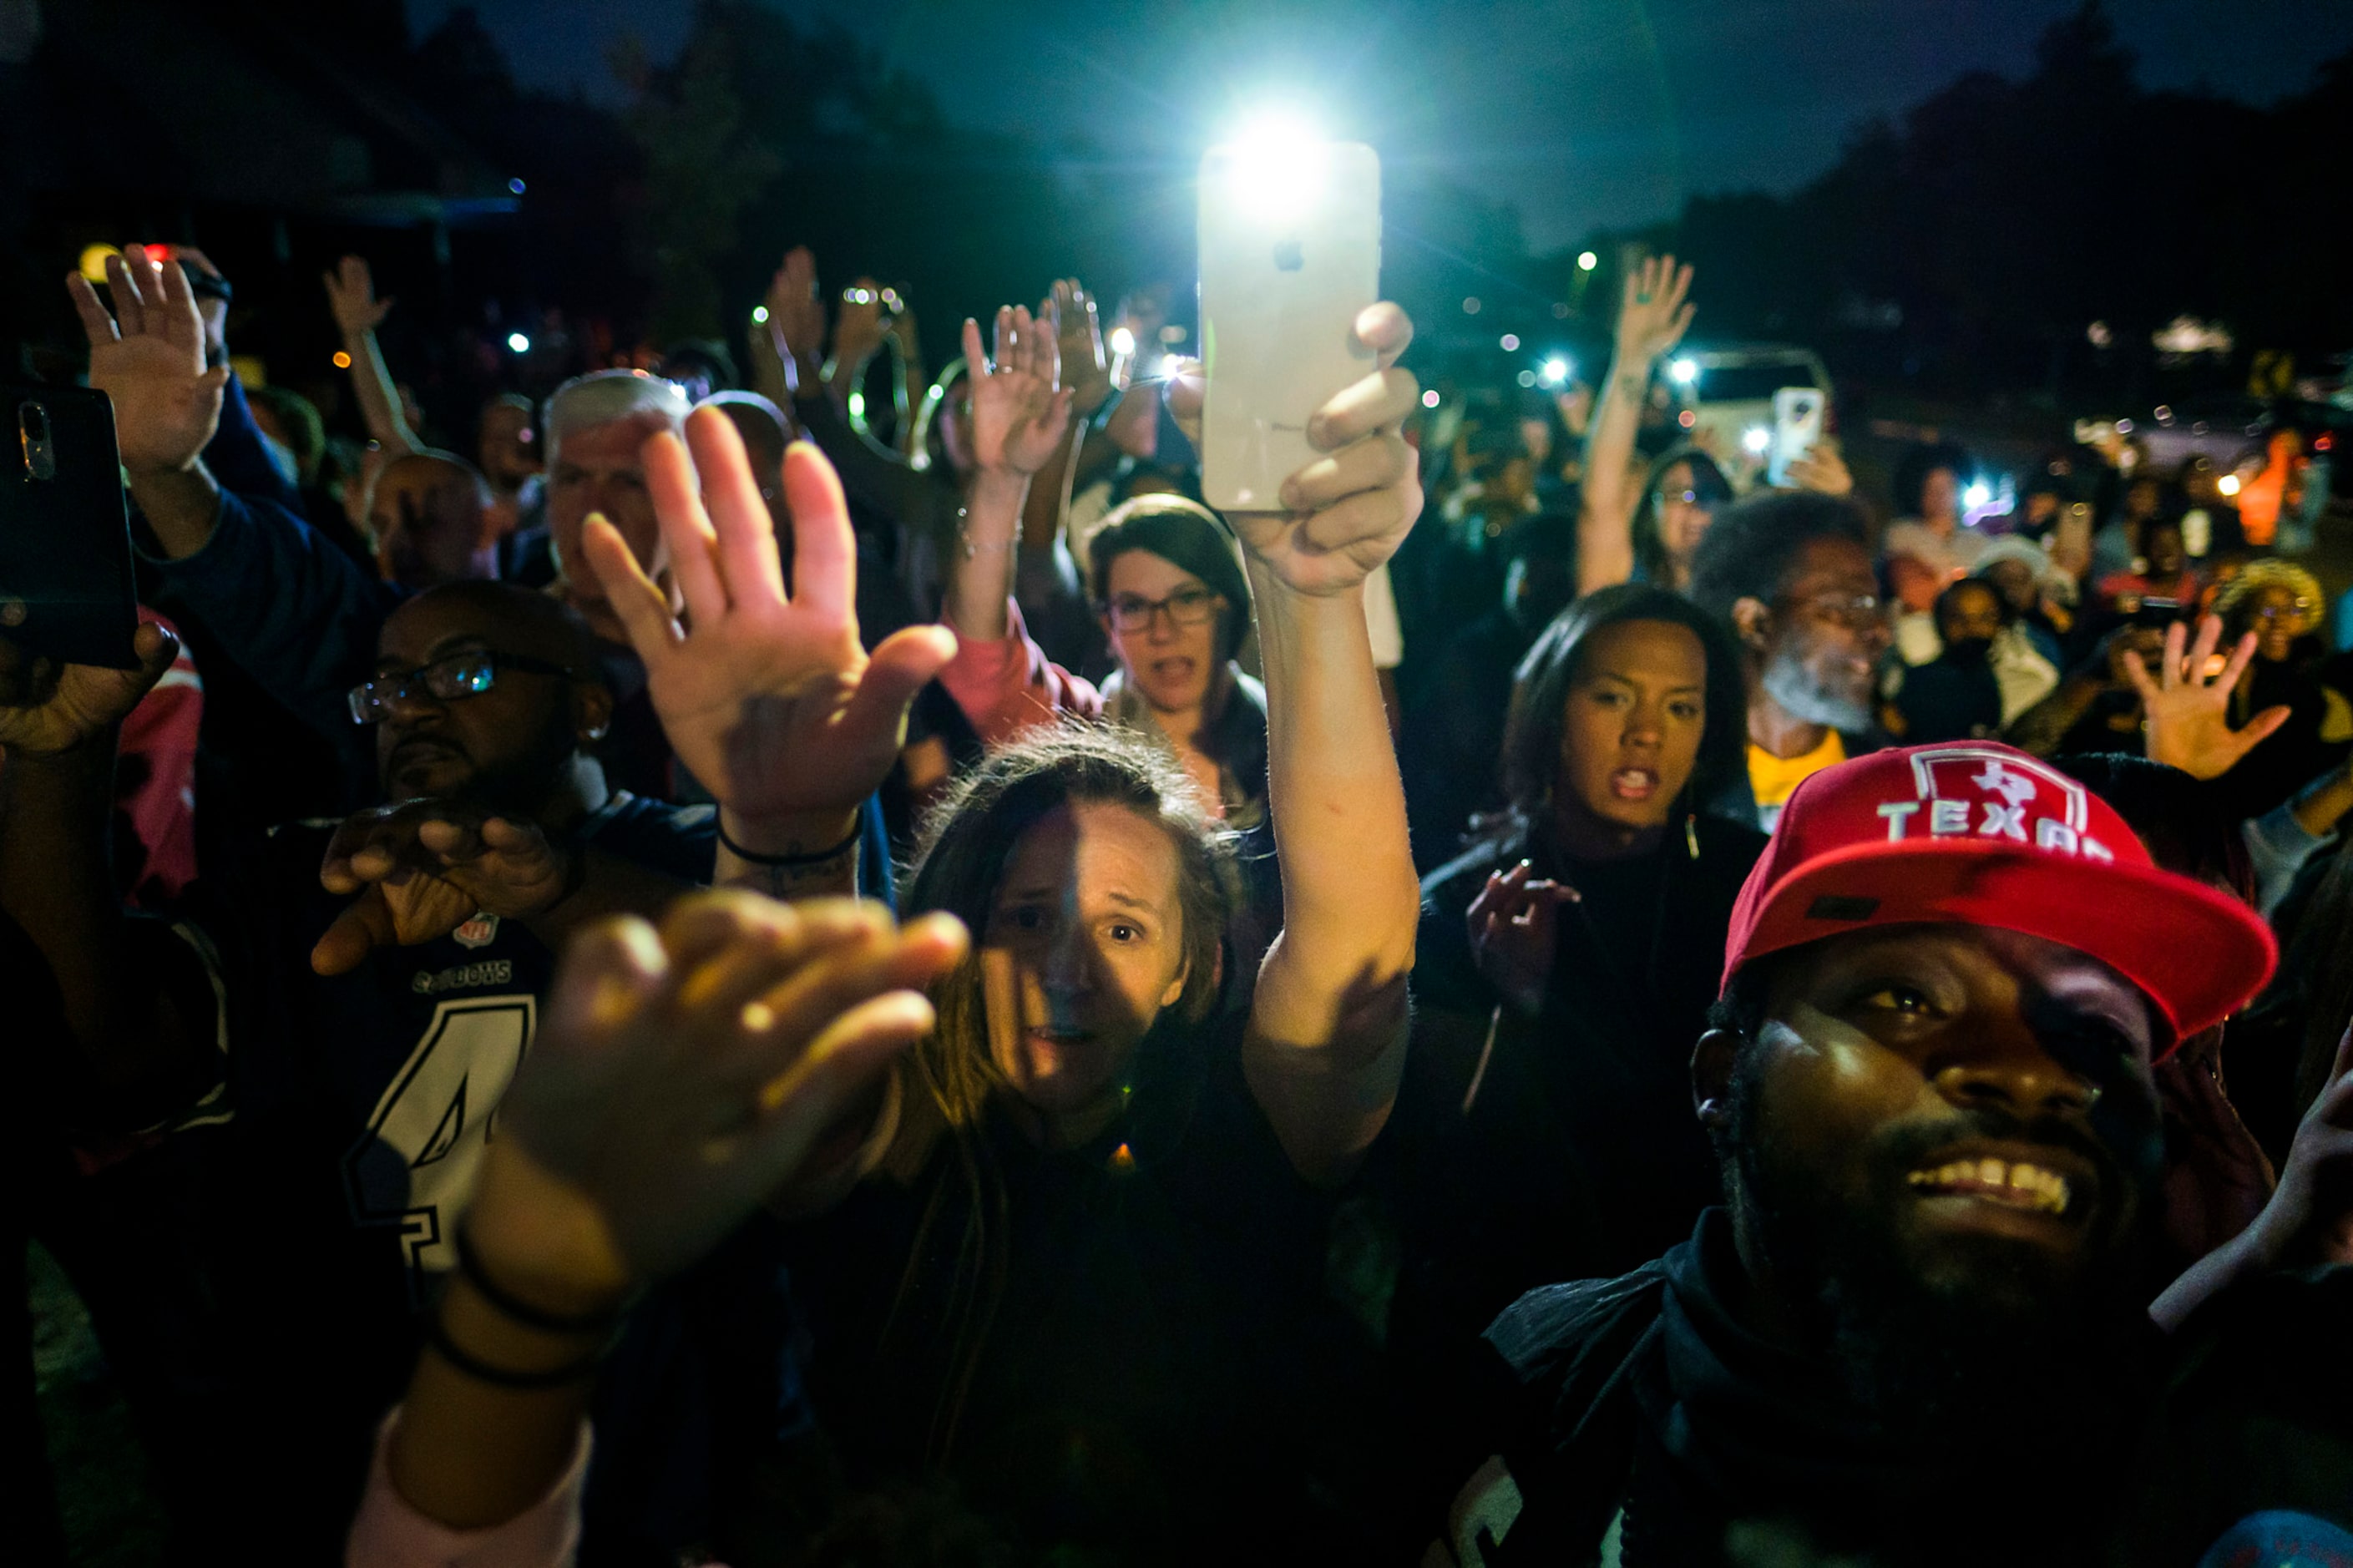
top-left (343, 995), bottom-right (536, 1287)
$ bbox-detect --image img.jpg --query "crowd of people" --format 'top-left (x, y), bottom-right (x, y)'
top-left (5, 232), bottom-right (2352, 1567)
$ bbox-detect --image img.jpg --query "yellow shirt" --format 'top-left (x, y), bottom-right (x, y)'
top-left (1749, 731), bottom-right (1847, 829)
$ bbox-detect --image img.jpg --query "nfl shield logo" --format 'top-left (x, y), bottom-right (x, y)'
top-left (453, 913), bottom-right (499, 949)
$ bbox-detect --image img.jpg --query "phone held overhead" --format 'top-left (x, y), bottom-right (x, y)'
top-left (1196, 132), bottom-right (1382, 512)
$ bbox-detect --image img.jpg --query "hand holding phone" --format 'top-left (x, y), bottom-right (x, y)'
top-left (1197, 140), bottom-right (1382, 511)
top-left (0, 385), bottom-right (140, 669)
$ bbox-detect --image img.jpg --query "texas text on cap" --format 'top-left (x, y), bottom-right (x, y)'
top-left (1721, 742), bottom-right (2277, 1047)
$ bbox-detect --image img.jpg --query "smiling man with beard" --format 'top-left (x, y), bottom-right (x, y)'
top-left (1431, 741), bottom-right (2353, 1566)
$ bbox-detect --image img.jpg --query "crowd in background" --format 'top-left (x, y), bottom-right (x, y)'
top-left (5, 230), bottom-right (2353, 1567)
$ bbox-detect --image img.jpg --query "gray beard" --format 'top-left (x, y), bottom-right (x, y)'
top-left (1761, 647), bottom-right (1873, 733)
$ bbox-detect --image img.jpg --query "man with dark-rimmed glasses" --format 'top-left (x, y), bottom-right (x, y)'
top-left (1688, 490), bottom-right (1893, 829)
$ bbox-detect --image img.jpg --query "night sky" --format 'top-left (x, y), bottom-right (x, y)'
top-left (413, 0), bottom-right (2353, 250)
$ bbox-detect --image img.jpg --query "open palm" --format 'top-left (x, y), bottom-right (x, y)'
top-left (963, 304), bottom-right (1070, 477)
top-left (66, 250), bottom-right (226, 474)
top-left (584, 409), bottom-right (955, 823)
top-left (2127, 615), bottom-right (2291, 781)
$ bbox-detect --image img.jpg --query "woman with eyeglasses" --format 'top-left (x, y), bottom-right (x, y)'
top-left (934, 318), bottom-right (1270, 820)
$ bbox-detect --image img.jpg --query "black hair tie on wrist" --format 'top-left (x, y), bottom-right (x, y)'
top-left (454, 1225), bottom-right (625, 1337)
top-left (715, 816), bottom-right (863, 867)
top-left (424, 1313), bottom-right (606, 1390)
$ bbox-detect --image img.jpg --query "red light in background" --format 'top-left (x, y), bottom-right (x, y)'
top-left (2316, 432), bottom-right (2335, 452)
top-left (143, 244), bottom-right (171, 261)
top-left (1678, 409), bottom-right (1696, 428)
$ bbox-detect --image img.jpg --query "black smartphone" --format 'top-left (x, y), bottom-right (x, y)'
top-left (0, 383), bottom-right (140, 669)
top-left (2128, 595), bottom-right (2186, 630)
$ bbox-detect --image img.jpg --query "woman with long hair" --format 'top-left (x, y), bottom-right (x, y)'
top-left (349, 305), bottom-right (1427, 1564)
top-left (1389, 584), bottom-right (1767, 1358)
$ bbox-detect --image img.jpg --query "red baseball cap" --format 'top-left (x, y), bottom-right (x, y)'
top-left (1723, 742), bottom-right (2276, 1048)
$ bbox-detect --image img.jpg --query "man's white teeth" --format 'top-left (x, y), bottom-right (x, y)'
top-left (1905, 1158), bottom-right (2071, 1214)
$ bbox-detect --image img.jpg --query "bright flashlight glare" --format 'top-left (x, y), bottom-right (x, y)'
top-left (1540, 358), bottom-right (1569, 387)
top-left (1577, 250), bottom-right (1599, 271)
top-left (507, 332), bottom-right (530, 354)
top-left (1222, 113), bottom-right (1327, 214)
top-left (1963, 482), bottom-right (1991, 509)
top-left (1669, 357), bottom-right (1698, 384)
top-left (2218, 473), bottom-right (2242, 497)
top-left (1107, 326), bottom-right (1137, 357)
top-left (1743, 426), bottom-right (1771, 454)
top-left (751, 305), bottom-right (769, 324)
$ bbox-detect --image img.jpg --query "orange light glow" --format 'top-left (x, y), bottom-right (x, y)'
top-left (332, 351), bottom-right (353, 369)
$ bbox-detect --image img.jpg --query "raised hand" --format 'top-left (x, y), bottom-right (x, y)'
top-left (461, 893), bottom-right (968, 1309)
top-left (830, 277), bottom-right (892, 377)
top-left (310, 801), bottom-right (574, 976)
top-left (322, 255), bottom-right (394, 337)
top-left (764, 248), bottom-right (828, 397)
top-left (2126, 615), bottom-right (2291, 781)
top-left (1168, 302), bottom-right (1422, 597)
top-left (1615, 252), bottom-right (1696, 368)
top-left (66, 249), bottom-right (228, 475)
top-left (0, 621), bottom-right (180, 762)
top-left (1467, 862), bottom-right (1580, 1016)
top-left (582, 408), bottom-right (957, 834)
top-left (962, 304), bottom-right (1071, 478)
top-left (1049, 278), bottom-right (1112, 418)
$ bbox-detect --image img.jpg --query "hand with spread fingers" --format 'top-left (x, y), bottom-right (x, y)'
top-left (2126, 614), bottom-right (2292, 781)
top-left (1166, 301), bottom-right (1423, 597)
top-left (322, 255), bottom-right (396, 338)
top-left (581, 410), bottom-right (957, 842)
top-left (462, 892), bottom-right (969, 1308)
top-left (963, 304), bottom-right (1072, 478)
top-left (0, 621), bottom-right (182, 763)
top-left (65, 248), bottom-right (229, 477)
top-left (310, 801), bottom-right (574, 976)
top-left (1466, 861), bottom-right (1581, 1017)
top-left (1615, 253), bottom-right (1697, 370)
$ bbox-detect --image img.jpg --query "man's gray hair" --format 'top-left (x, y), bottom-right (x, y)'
top-left (542, 370), bottom-right (689, 467)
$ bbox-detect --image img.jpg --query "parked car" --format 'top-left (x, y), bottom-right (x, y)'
top-left (1667, 343), bottom-right (1834, 488)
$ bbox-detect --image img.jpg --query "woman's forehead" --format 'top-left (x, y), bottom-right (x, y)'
top-left (1106, 549), bottom-right (1207, 597)
top-left (1000, 802), bottom-right (1182, 898)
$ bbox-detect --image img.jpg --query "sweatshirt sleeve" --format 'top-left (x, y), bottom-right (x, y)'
top-left (342, 1411), bottom-right (590, 1568)
top-left (142, 488), bottom-right (399, 737)
top-left (938, 598), bottom-right (1102, 747)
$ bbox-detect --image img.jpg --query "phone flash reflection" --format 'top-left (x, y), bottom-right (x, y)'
top-left (1964, 482), bottom-right (1991, 509)
top-left (2218, 473), bottom-right (2243, 496)
top-left (1108, 326), bottom-right (1137, 357)
top-left (1743, 427), bottom-right (1771, 453)
top-left (1669, 357), bottom-right (1698, 384)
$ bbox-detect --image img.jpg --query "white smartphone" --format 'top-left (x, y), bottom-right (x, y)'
top-left (1768, 386), bottom-right (1826, 488)
top-left (1197, 140), bottom-right (1381, 511)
